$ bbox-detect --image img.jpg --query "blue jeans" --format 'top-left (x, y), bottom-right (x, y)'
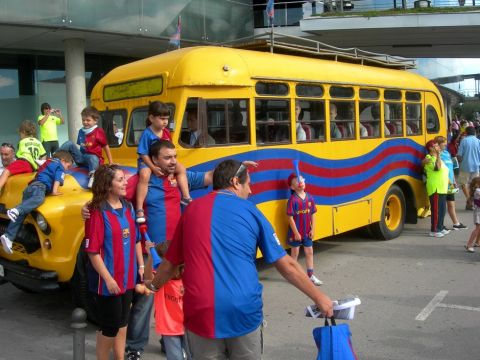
top-left (163, 335), bottom-right (189, 360)
top-left (59, 140), bottom-right (99, 173)
top-left (5, 182), bottom-right (46, 240)
top-left (126, 255), bottom-right (154, 353)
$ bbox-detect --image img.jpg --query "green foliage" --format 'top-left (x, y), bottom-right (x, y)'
top-left (458, 100), bottom-right (480, 121)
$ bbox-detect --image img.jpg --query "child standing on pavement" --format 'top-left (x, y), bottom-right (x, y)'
top-left (0, 120), bottom-right (47, 194)
top-left (144, 240), bottom-right (188, 360)
top-left (286, 172), bottom-right (323, 286)
top-left (59, 106), bottom-right (113, 189)
top-left (464, 177), bottom-right (480, 253)
top-left (0, 150), bottom-right (73, 254)
top-left (135, 101), bottom-right (191, 223)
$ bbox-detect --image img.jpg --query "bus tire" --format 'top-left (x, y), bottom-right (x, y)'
top-left (369, 185), bottom-right (405, 240)
top-left (70, 245), bottom-right (99, 325)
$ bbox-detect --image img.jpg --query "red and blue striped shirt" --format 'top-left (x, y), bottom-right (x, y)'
top-left (166, 191), bottom-right (286, 339)
top-left (84, 200), bottom-right (139, 296)
top-left (287, 192), bottom-right (317, 240)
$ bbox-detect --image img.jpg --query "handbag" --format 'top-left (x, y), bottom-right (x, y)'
top-left (313, 317), bottom-right (358, 360)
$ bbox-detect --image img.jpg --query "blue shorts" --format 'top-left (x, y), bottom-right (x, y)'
top-left (288, 237), bottom-right (313, 248)
top-left (137, 158), bottom-right (148, 172)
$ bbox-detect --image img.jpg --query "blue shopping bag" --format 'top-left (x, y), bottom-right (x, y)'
top-left (313, 317), bottom-right (358, 360)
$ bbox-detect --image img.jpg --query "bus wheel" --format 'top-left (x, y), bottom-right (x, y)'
top-left (70, 245), bottom-right (99, 324)
top-left (369, 185), bottom-right (405, 240)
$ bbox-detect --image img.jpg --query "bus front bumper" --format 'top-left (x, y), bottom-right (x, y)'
top-left (0, 257), bottom-right (59, 292)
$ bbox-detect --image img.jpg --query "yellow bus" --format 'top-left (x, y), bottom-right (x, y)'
top-left (0, 46), bottom-right (444, 315)
top-left (91, 45), bottom-right (442, 240)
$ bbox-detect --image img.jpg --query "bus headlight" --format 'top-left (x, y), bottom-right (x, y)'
top-left (35, 213), bottom-right (50, 234)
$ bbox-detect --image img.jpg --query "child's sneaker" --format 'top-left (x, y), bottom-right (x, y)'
top-left (7, 208), bottom-right (19, 223)
top-left (180, 197), bottom-right (193, 206)
top-left (135, 209), bottom-right (146, 224)
top-left (1, 234), bottom-right (13, 254)
top-left (87, 173), bottom-right (94, 189)
top-left (309, 274), bottom-right (323, 286)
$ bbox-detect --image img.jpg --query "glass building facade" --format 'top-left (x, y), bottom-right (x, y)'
top-left (0, 0), bottom-right (253, 145)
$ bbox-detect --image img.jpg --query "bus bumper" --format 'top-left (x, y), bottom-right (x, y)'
top-left (0, 257), bottom-right (59, 292)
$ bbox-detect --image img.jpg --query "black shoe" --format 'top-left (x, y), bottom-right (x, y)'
top-left (453, 223), bottom-right (468, 230)
top-left (126, 350), bottom-right (141, 360)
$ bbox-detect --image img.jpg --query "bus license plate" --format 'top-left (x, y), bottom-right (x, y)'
top-left (0, 264), bottom-right (4, 277)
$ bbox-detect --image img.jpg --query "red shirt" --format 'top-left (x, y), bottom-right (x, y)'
top-left (77, 127), bottom-right (108, 162)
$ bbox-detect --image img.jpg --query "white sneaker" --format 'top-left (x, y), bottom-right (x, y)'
top-left (1, 234), bottom-right (13, 254)
top-left (7, 208), bottom-right (19, 223)
top-left (87, 174), bottom-right (94, 189)
top-left (309, 274), bottom-right (323, 286)
top-left (441, 228), bottom-right (451, 235)
top-left (429, 231), bottom-right (444, 238)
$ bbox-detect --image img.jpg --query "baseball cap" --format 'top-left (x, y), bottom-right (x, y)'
top-left (287, 173), bottom-right (297, 187)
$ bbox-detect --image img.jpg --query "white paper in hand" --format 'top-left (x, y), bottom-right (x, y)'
top-left (305, 296), bottom-right (361, 320)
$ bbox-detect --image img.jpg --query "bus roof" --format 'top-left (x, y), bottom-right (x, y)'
top-left (91, 46), bottom-right (437, 102)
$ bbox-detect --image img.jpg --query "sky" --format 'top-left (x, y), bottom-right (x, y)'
top-left (414, 58), bottom-right (480, 96)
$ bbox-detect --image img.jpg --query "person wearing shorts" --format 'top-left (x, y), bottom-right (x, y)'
top-left (286, 172), bottom-right (322, 286)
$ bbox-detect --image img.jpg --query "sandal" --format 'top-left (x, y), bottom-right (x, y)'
top-left (136, 209), bottom-right (146, 224)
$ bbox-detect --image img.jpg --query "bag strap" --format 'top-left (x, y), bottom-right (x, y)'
top-left (324, 316), bottom-right (337, 326)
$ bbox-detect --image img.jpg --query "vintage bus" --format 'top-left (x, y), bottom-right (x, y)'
top-left (0, 46), bottom-right (445, 316)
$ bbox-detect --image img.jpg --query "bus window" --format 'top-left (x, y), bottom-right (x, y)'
top-left (296, 100), bottom-right (325, 142)
top-left (330, 101), bottom-right (354, 140)
top-left (296, 84), bottom-right (324, 98)
top-left (359, 102), bottom-right (380, 139)
top-left (426, 105), bottom-right (440, 133)
top-left (359, 88), bottom-right (379, 100)
top-left (256, 99), bottom-right (291, 145)
top-left (180, 99), bottom-right (249, 147)
top-left (384, 102), bottom-right (403, 137)
top-left (127, 107), bottom-right (148, 146)
top-left (99, 109), bottom-right (127, 147)
top-left (206, 99), bottom-right (249, 145)
top-left (330, 86), bottom-right (354, 99)
top-left (406, 103), bottom-right (422, 135)
top-left (255, 82), bottom-right (289, 96)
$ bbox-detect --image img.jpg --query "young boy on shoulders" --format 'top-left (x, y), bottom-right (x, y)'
top-left (286, 172), bottom-right (323, 286)
top-left (0, 120), bottom-right (47, 193)
top-left (59, 106), bottom-right (113, 189)
top-left (1, 150), bottom-right (73, 254)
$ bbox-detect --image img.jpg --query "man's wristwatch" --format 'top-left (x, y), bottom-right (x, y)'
top-left (148, 282), bottom-right (159, 292)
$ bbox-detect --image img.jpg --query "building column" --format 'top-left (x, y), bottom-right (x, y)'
top-left (64, 38), bottom-right (87, 141)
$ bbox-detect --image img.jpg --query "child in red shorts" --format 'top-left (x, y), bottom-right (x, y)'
top-left (0, 120), bottom-right (46, 193)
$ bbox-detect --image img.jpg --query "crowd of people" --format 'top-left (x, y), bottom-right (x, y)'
top-left (422, 118), bottom-right (480, 256)
top-left (0, 101), bottom-right (333, 360)
top-left (4, 99), bottom-right (480, 358)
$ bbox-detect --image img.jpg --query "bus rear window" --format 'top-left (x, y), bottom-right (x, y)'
top-left (255, 82), bottom-right (289, 96)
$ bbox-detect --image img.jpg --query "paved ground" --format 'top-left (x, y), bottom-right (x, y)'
top-left (1, 205), bottom-right (480, 359)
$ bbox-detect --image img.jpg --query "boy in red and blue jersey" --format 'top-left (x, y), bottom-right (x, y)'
top-left (286, 172), bottom-right (323, 286)
top-left (59, 106), bottom-right (113, 188)
top-left (1, 150), bottom-right (73, 254)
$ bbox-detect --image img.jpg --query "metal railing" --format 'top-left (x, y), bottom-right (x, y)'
top-left (236, 29), bottom-right (416, 69)
top-left (253, 0), bottom-right (479, 28)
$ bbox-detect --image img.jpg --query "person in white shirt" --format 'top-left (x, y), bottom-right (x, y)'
top-left (295, 102), bottom-right (306, 142)
top-left (0, 143), bottom-right (16, 176)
